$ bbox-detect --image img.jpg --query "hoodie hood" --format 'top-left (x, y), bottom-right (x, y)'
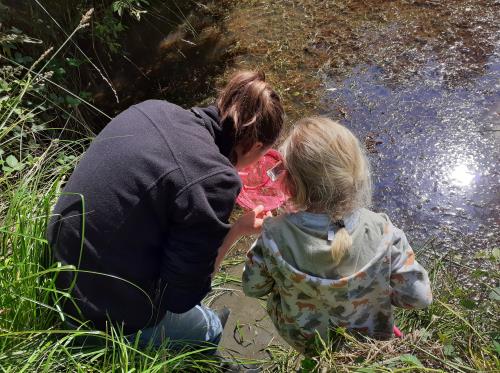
top-left (191, 105), bottom-right (235, 160)
top-left (260, 209), bottom-right (394, 299)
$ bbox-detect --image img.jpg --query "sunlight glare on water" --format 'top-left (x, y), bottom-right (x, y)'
top-left (448, 164), bottom-right (475, 187)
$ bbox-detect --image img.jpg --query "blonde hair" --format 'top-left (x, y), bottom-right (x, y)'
top-left (280, 117), bottom-right (372, 264)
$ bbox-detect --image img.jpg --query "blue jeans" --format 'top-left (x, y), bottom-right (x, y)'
top-left (66, 304), bottom-right (223, 352)
top-left (130, 304), bottom-right (223, 351)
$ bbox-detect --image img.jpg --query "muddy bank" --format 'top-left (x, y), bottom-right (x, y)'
top-left (210, 262), bottom-right (286, 361)
top-left (89, 1), bottom-right (235, 118)
top-left (1, 0), bottom-right (236, 130)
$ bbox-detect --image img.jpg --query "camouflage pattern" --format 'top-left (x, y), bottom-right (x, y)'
top-left (242, 209), bottom-right (432, 353)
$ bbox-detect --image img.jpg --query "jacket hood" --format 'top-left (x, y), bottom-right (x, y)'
top-left (260, 210), bottom-right (394, 299)
top-left (191, 105), bottom-right (235, 160)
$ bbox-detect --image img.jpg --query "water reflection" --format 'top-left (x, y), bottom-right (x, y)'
top-left (322, 50), bottom-right (499, 256)
top-left (448, 164), bottom-right (475, 187)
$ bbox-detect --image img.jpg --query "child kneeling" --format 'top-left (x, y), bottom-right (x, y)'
top-left (242, 117), bottom-right (432, 354)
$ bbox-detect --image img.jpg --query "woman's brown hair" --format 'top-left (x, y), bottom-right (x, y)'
top-left (217, 71), bottom-right (284, 156)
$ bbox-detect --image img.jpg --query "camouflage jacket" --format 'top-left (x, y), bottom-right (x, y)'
top-left (242, 209), bottom-right (432, 353)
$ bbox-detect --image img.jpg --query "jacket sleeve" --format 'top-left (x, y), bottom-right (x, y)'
top-left (390, 227), bottom-right (432, 309)
top-left (161, 168), bottom-right (241, 313)
top-left (242, 237), bottom-right (275, 298)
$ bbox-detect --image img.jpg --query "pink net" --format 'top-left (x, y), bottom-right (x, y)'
top-left (393, 325), bottom-right (403, 338)
top-left (236, 149), bottom-right (289, 211)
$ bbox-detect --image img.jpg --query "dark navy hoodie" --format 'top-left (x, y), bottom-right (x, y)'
top-left (47, 100), bottom-right (241, 334)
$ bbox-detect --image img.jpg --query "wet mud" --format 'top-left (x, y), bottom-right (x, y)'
top-left (210, 263), bottom-right (286, 362)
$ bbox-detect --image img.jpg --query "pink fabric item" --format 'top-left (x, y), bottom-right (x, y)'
top-left (236, 149), bottom-right (289, 211)
top-left (393, 325), bottom-right (403, 338)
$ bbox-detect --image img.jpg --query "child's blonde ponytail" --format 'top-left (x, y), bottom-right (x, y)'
top-left (330, 222), bottom-right (352, 265)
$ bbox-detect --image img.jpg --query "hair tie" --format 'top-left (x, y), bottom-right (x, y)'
top-left (328, 220), bottom-right (345, 242)
top-left (335, 220), bottom-right (345, 229)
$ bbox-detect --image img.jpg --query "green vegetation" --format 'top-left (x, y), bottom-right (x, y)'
top-left (1, 1), bottom-right (499, 372)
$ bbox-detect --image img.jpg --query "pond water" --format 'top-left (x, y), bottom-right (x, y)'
top-left (316, 2), bottom-right (500, 259)
top-left (222, 0), bottom-right (500, 261)
top-left (322, 56), bottom-right (499, 257)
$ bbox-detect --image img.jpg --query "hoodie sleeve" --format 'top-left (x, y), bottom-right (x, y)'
top-left (242, 237), bottom-right (275, 298)
top-left (162, 168), bottom-right (241, 313)
top-left (390, 227), bottom-right (432, 309)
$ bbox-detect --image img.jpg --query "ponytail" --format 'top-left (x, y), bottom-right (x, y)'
top-left (217, 70), bottom-right (284, 155)
top-left (330, 221), bottom-right (352, 265)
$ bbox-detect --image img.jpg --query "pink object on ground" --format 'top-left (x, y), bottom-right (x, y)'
top-left (236, 149), bottom-right (289, 211)
top-left (393, 325), bottom-right (403, 338)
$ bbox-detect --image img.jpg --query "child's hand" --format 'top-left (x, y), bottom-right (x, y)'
top-left (234, 205), bottom-right (272, 236)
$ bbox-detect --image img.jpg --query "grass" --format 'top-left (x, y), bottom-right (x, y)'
top-left (1, 188), bottom-right (498, 371)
